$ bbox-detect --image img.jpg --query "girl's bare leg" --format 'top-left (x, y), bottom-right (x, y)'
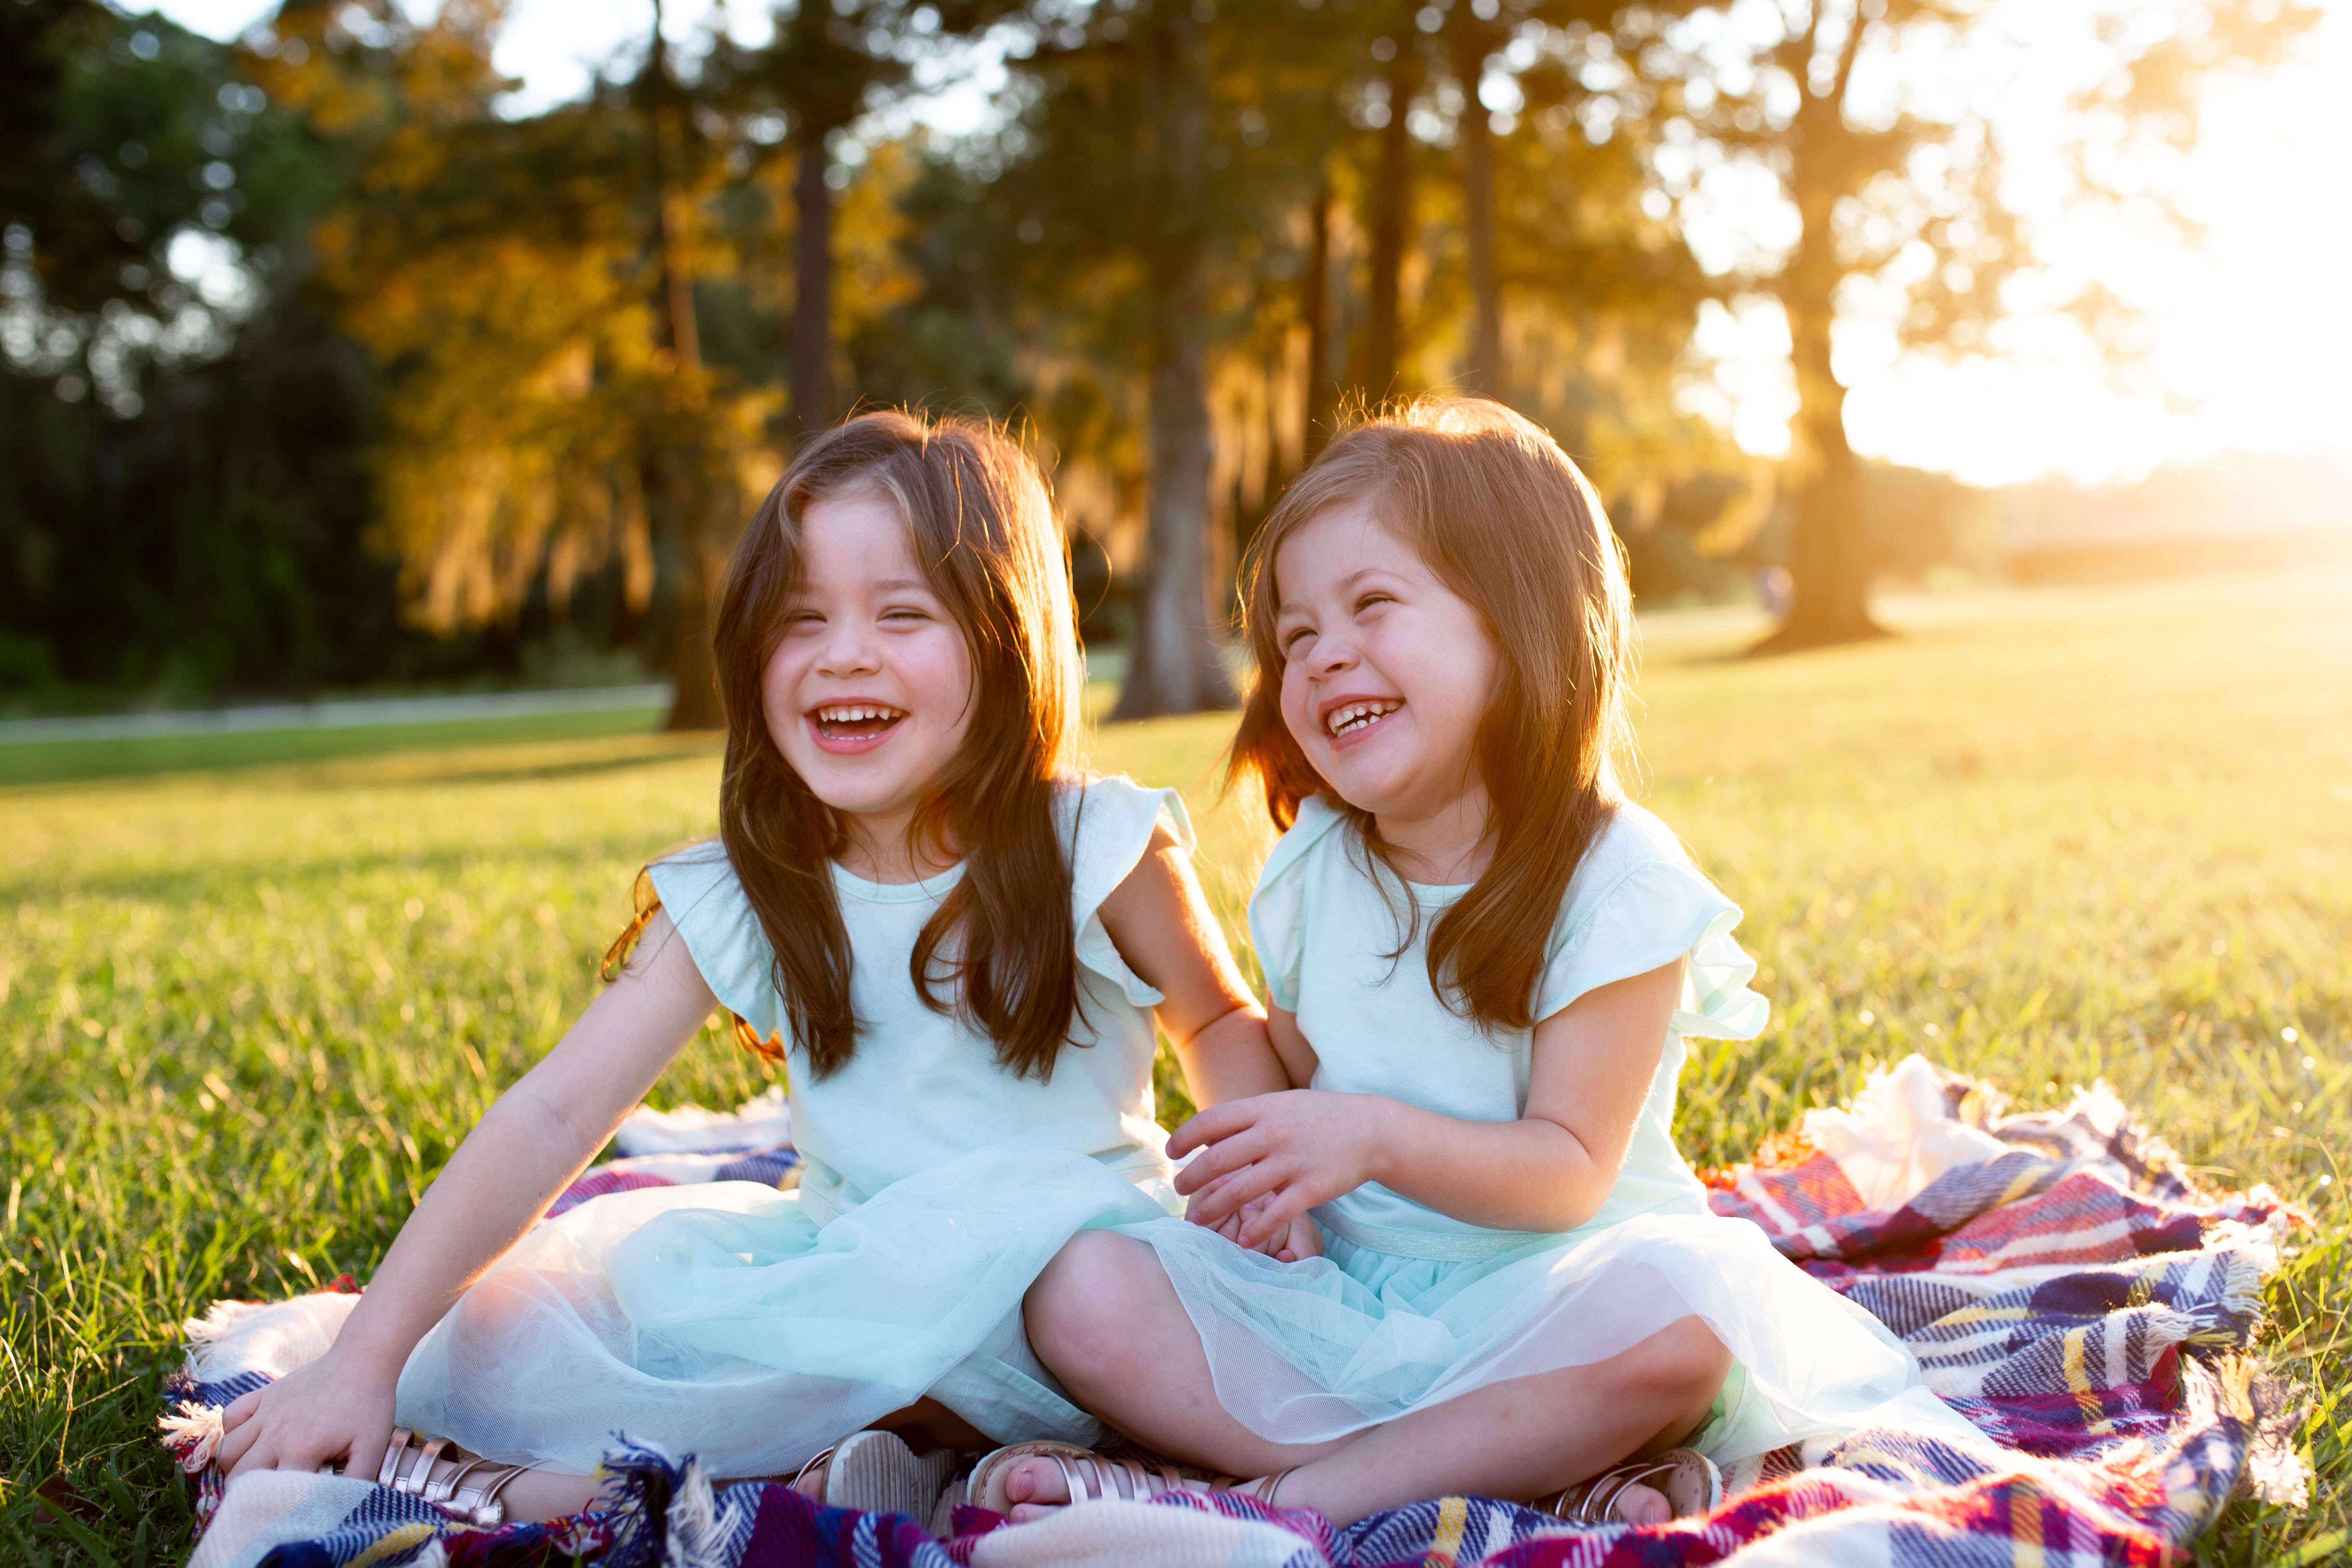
top-left (499, 1470), bottom-right (612, 1521)
top-left (1011, 1231), bottom-right (1729, 1528)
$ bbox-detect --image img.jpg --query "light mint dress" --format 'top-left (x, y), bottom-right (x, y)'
top-left (1122, 795), bottom-right (1982, 1461)
top-left (394, 776), bottom-right (1189, 1476)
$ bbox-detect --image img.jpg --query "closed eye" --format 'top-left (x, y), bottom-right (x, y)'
top-left (1353, 592), bottom-right (1394, 616)
top-left (1279, 623), bottom-right (1315, 652)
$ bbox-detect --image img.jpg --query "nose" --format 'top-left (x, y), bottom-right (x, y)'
top-left (814, 618), bottom-right (883, 679)
top-left (1300, 627), bottom-right (1357, 678)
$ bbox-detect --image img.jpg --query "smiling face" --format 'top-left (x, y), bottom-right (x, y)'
top-left (1272, 501), bottom-right (1500, 867)
top-left (762, 486), bottom-right (975, 863)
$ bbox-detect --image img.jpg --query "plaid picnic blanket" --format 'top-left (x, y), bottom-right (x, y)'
top-left (161, 1057), bottom-right (2308, 1568)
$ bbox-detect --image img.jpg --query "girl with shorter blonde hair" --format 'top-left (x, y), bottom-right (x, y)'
top-left (989, 398), bottom-right (1979, 1527)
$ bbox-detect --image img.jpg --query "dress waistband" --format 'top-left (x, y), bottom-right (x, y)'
top-left (798, 1144), bottom-right (1181, 1232)
top-left (1311, 1205), bottom-right (1554, 1262)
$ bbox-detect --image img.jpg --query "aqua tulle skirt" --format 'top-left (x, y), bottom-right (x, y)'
top-left (1123, 1207), bottom-right (1982, 1461)
top-left (395, 1147), bottom-right (1175, 1476)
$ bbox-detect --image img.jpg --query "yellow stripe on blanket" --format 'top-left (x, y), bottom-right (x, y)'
top-left (2010, 1479), bottom-right (2047, 1568)
top-left (349, 1521), bottom-right (441, 1568)
top-left (1422, 1494), bottom-right (1470, 1568)
top-left (1938, 1301), bottom-right (2035, 1331)
top-left (2062, 1324), bottom-right (2111, 1435)
top-left (1998, 1161), bottom-right (2059, 1209)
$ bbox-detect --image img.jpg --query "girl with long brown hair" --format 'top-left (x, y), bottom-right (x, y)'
top-left (208, 410), bottom-right (1295, 1527)
top-left (984, 398), bottom-right (1979, 1527)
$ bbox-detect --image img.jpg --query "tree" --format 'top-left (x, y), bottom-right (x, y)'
top-left (0, 2), bottom-right (436, 701)
top-left (710, 3), bottom-right (905, 435)
top-left (1653, 0), bottom-right (2322, 651)
top-left (1360, 14), bottom-right (1424, 400)
top-left (989, 4), bottom-right (1328, 718)
top-left (262, 1), bottom-right (772, 728)
top-left (1435, 0), bottom-right (1718, 401)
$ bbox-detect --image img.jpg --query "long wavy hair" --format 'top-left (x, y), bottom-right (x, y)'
top-left (1229, 397), bottom-right (1635, 1034)
top-left (712, 409), bottom-right (1086, 1080)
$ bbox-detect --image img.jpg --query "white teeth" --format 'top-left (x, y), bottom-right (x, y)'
top-left (818, 705), bottom-right (902, 724)
top-left (1325, 699), bottom-right (1402, 737)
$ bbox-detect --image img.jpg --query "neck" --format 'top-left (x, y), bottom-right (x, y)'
top-left (1373, 782), bottom-right (1493, 885)
top-left (834, 804), bottom-right (960, 884)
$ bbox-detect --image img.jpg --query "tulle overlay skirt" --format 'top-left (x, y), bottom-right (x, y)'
top-left (396, 1147), bottom-right (1176, 1476)
top-left (1123, 1207), bottom-right (1981, 1461)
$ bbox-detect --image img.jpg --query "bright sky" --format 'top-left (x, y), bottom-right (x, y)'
top-left (149, 0), bottom-right (2352, 488)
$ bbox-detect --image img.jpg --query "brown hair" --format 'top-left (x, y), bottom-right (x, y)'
top-left (711, 409), bottom-right (1086, 1080)
top-left (1229, 397), bottom-right (1634, 1034)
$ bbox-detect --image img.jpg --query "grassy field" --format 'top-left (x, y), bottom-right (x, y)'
top-left (1, 569), bottom-right (2346, 1565)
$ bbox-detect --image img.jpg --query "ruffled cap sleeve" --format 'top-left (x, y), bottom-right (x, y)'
top-left (645, 842), bottom-right (789, 1046)
top-left (1245, 794), bottom-right (1350, 1013)
top-left (1059, 775), bottom-right (1197, 1008)
top-left (1532, 804), bottom-right (1768, 1041)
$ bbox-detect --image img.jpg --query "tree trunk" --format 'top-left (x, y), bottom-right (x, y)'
top-left (1761, 295), bottom-right (1879, 650)
top-left (643, 14), bottom-right (726, 729)
top-left (1451, 12), bottom-right (1502, 397)
top-left (791, 141), bottom-right (835, 434)
top-left (1755, 112), bottom-right (1884, 653)
top-left (1363, 31), bottom-right (1419, 400)
top-left (1753, 9), bottom-right (1883, 654)
top-left (1302, 180), bottom-right (1336, 458)
top-left (656, 446), bottom-right (728, 729)
top-left (1110, 9), bottom-right (1232, 720)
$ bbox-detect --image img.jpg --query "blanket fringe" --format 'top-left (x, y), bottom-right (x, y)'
top-left (664, 1456), bottom-right (730, 1568)
top-left (2224, 1356), bottom-right (2312, 1510)
top-left (598, 1435), bottom-right (746, 1568)
top-left (158, 1401), bottom-right (225, 1474)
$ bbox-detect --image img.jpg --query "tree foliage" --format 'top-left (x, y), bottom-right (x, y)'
top-left (1642, 0), bottom-right (2323, 649)
top-left (0, 0), bottom-right (2323, 714)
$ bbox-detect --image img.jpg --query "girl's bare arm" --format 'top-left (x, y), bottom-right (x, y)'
top-left (1174, 960), bottom-right (1684, 1248)
top-left (1095, 822), bottom-right (1324, 1258)
top-left (215, 913), bottom-right (719, 1480)
top-left (1094, 821), bottom-right (1296, 1105)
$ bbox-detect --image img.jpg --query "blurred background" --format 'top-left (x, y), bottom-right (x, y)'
top-left (2, 0), bottom-right (2347, 728)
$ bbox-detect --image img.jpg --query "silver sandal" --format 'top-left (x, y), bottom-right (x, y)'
top-left (1538, 1446), bottom-right (1721, 1525)
top-left (969, 1440), bottom-right (1293, 1514)
top-left (374, 1426), bottom-right (531, 1528)
top-left (789, 1429), bottom-right (958, 1518)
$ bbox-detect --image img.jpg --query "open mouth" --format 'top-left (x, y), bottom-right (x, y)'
top-left (1325, 699), bottom-right (1403, 740)
top-left (810, 704), bottom-right (908, 745)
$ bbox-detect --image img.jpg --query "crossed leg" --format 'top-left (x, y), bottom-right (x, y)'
top-left (1007, 1230), bottom-right (1730, 1528)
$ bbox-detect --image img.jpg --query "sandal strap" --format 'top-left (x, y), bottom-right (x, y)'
top-left (402, 1435), bottom-right (450, 1496)
top-left (1050, 1453), bottom-right (1180, 1504)
top-left (1557, 1458), bottom-right (1678, 1525)
top-left (791, 1447), bottom-right (836, 1494)
top-left (369, 1425), bottom-right (526, 1528)
top-left (377, 1428), bottom-right (417, 1490)
top-left (450, 1460), bottom-right (530, 1527)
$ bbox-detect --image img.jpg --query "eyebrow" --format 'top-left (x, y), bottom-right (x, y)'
top-left (872, 578), bottom-right (937, 594)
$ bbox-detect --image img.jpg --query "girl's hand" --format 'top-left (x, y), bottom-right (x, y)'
top-left (1170, 1090), bottom-right (1384, 1252)
top-left (1268, 1209), bottom-right (1324, 1262)
top-left (1207, 1197), bottom-right (1327, 1262)
top-left (214, 1346), bottom-right (398, 1482)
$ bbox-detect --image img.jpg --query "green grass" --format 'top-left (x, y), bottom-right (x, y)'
top-left (2, 570), bottom-right (2346, 1563)
top-left (0, 704), bottom-right (674, 788)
